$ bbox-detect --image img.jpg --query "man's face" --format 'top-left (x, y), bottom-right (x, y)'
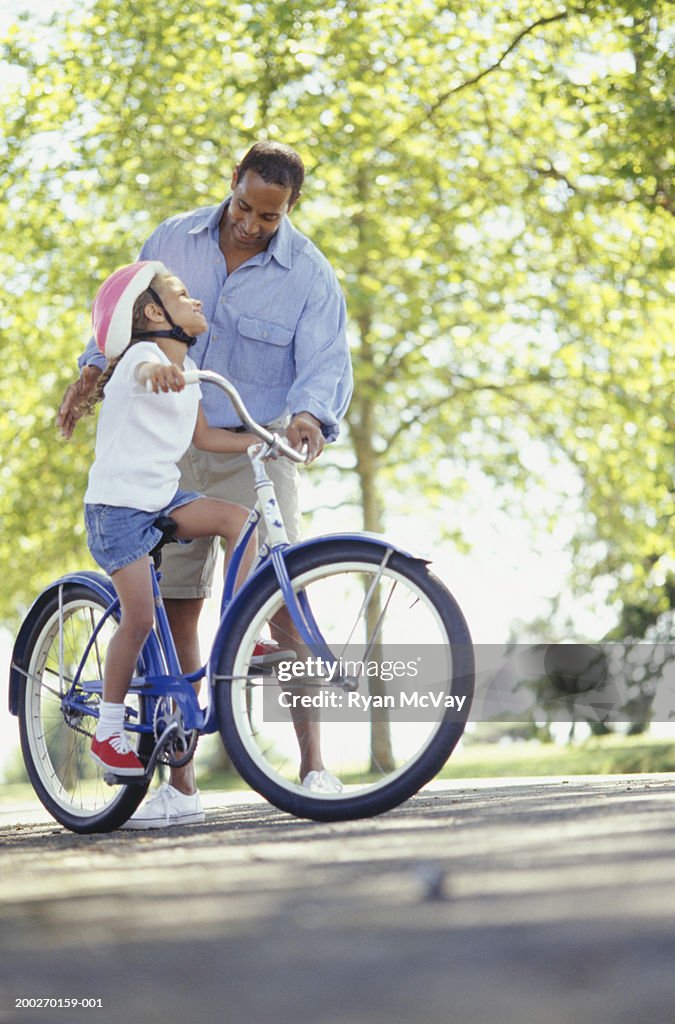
top-left (225, 169), bottom-right (296, 249)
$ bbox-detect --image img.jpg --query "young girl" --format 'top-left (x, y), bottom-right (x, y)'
top-left (84, 260), bottom-right (259, 776)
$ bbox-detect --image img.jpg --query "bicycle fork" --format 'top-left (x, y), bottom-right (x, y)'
top-left (245, 443), bottom-right (392, 692)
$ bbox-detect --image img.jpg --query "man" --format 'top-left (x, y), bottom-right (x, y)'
top-left (58, 141), bottom-right (353, 827)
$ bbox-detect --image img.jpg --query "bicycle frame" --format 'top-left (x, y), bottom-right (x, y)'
top-left (9, 367), bottom-right (476, 833)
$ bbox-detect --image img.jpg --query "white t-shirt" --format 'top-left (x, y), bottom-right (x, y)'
top-left (84, 342), bottom-right (202, 512)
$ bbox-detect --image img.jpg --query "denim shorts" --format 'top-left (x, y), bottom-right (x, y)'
top-left (84, 489), bottom-right (203, 576)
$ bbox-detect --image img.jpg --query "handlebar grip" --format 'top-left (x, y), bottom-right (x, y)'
top-left (273, 438), bottom-right (308, 464)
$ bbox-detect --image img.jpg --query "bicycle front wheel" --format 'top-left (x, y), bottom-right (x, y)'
top-left (216, 539), bottom-right (473, 821)
top-left (17, 583), bottom-right (153, 833)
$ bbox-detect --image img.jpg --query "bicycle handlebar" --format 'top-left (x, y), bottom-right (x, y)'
top-left (183, 369), bottom-right (308, 464)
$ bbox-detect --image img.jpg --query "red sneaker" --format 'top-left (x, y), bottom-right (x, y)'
top-left (90, 734), bottom-right (145, 776)
top-left (251, 639), bottom-right (297, 665)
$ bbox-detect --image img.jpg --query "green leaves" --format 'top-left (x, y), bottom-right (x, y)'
top-left (0, 0), bottom-right (671, 628)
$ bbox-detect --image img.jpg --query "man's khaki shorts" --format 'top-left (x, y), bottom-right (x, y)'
top-left (158, 441), bottom-right (301, 600)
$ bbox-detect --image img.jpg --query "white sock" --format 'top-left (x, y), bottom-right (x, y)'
top-left (96, 701), bottom-right (125, 741)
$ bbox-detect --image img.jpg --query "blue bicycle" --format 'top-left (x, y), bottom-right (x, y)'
top-left (9, 371), bottom-right (474, 833)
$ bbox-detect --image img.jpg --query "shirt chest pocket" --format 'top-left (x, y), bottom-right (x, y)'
top-left (231, 315), bottom-right (294, 384)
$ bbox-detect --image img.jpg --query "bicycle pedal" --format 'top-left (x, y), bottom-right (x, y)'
top-left (102, 771), bottom-right (149, 787)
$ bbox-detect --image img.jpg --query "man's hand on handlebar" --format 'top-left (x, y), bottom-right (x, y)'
top-left (56, 365), bottom-right (102, 439)
top-left (286, 411), bottom-right (324, 464)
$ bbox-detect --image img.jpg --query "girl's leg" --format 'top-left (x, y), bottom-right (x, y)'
top-left (170, 498), bottom-right (257, 590)
top-left (104, 557), bottom-right (156, 703)
top-left (91, 557), bottom-right (155, 776)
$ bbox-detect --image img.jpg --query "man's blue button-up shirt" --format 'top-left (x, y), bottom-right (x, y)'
top-left (80, 200), bottom-right (352, 441)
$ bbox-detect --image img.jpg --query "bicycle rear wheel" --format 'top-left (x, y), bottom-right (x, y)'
top-left (17, 583), bottom-right (153, 833)
top-left (216, 539), bottom-right (473, 821)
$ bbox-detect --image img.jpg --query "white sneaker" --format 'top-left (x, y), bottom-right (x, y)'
top-left (301, 770), bottom-right (344, 794)
top-left (122, 783), bottom-right (205, 829)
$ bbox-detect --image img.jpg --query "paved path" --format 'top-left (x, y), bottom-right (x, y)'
top-left (2, 775), bottom-right (675, 1024)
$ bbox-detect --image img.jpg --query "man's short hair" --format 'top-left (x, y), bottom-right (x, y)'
top-left (237, 141), bottom-right (305, 204)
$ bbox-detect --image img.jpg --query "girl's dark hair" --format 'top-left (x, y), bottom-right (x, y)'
top-left (237, 141), bottom-right (304, 203)
top-left (83, 271), bottom-right (170, 415)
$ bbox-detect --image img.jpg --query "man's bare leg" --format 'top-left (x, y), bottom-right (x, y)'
top-left (164, 597), bottom-right (203, 796)
top-left (270, 606), bottom-right (325, 781)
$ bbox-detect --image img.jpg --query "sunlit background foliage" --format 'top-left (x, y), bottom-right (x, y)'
top-left (0, 0), bottom-right (672, 650)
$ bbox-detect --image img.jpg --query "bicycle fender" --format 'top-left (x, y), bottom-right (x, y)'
top-left (8, 571), bottom-right (164, 716)
top-left (286, 532), bottom-right (431, 564)
top-left (207, 534), bottom-right (430, 686)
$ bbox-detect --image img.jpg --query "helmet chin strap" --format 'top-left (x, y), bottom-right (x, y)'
top-left (131, 286), bottom-right (197, 346)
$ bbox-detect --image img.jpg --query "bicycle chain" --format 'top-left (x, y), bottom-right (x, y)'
top-left (153, 698), bottom-right (199, 768)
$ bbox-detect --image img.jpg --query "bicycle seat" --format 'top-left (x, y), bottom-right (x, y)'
top-left (150, 515), bottom-right (178, 568)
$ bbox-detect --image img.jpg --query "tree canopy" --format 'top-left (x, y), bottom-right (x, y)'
top-left (0, 0), bottom-right (672, 632)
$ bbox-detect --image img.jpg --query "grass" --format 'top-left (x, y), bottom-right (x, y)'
top-left (3, 735), bottom-right (675, 806)
top-left (438, 735), bottom-right (675, 779)
top-left (197, 734), bottom-right (675, 790)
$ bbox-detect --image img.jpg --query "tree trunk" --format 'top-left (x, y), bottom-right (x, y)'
top-left (350, 389), bottom-right (395, 773)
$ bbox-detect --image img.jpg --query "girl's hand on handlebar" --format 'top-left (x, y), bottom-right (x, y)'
top-left (138, 362), bottom-right (186, 394)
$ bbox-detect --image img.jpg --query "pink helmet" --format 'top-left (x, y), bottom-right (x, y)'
top-left (92, 260), bottom-right (167, 359)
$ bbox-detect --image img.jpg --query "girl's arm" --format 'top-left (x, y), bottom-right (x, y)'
top-left (192, 404), bottom-right (259, 454)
